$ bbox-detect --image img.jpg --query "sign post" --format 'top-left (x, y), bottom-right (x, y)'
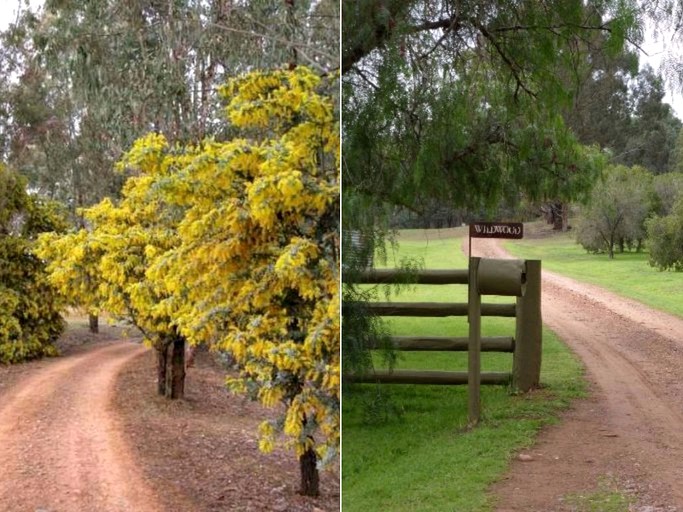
top-left (467, 257), bottom-right (481, 427)
top-left (467, 222), bottom-right (524, 426)
top-left (468, 221), bottom-right (524, 258)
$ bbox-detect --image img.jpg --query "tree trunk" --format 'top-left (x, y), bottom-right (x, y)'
top-left (166, 335), bottom-right (186, 400)
top-left (88, 313), bottom-right (99, 334)
top-left (552, 209), bottom-right (563, 230)
top-left (561, 203), bottom-right (569, 232)
top-left (298, 443), bottom-right (320, 497)
top-left (544, 202), bottom-right (565, 231)
top-left (156, 344), bottom-right (169, 396)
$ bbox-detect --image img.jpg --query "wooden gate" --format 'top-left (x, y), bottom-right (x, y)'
top-left (345, 260), bottom-right (542, 393)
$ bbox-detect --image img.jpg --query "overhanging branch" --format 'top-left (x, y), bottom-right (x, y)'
top-left (343, 14), bottom-right (460, 74)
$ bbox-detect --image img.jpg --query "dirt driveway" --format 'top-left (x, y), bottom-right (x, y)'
top-left (469, 238), bottom-right (683, 511)
top-left (0, 333), bottom-right (339, 512)
top-left (0, 341), bottom-right (159, 512)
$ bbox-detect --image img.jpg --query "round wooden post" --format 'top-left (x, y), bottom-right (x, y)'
top-left (468, 257), bottom-right (481, 427)
top-left (513, 260), bottom-right (542, 392)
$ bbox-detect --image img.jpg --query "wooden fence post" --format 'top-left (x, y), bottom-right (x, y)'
top-left (468, 257), bottom-right (481, 426)
top-left (513, 259), bottom-right (542, 392)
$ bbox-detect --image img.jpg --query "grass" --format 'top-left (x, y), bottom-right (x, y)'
top-left (563, 477), bottom-right (634, 512)
top-left (342, 232), bottom-right (586, 512)
top-left (503, 227), bottom-right (683, 318)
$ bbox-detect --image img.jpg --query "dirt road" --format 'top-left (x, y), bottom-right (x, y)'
top-left (0, 341), bottom-right (160, 512)
top-left (469, 238), bottom-right (683, 510)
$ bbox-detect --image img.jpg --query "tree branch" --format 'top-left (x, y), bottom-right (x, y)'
top-left (477, 24), bottom-right (537, 100)
top-left (416, 17), bottom-right (462, 61)
top-left (489, 22), bottom-right (611, 33)
top-left (210, 22), bottom-right (336, 74)
top-left (409, 16), bottom-right (460, 33)
top-left (343, 14), bottom-right (460, 74)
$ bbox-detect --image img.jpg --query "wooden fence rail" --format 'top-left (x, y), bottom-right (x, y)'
top-left (352, 268), bottom-right (468, 285)
top-left (363, 302), bottom-right (516, 317)
top-left (386, 336), bottom-right (514, 352)
top-left (347, 370), bottom-right (511, 386)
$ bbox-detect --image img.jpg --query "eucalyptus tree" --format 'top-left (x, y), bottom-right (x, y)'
top-left (563, 43), bottom-right (639, 157)
top-left (559, 42), bottom-right (680, 228)
top-left (564, 51), bottom-right (681, 177)
top-left (0, 0), bottom-right (339, 208)
top-left (617, 66), bottom-right (682, 173)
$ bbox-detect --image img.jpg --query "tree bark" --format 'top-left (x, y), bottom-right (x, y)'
top-left (561, 203), bottom-right (569, 232)
top-left (88, 313), bottom-right (99, 334)
top-left (544, 202), bottom-right (565, 230)
top-left (608, 236), bottom-right (615, 259)
top-left (552, 208), bottom-right (563, 230)
top-left (166, 334), bottom-right (186, 399)
top-left (298, 443), bottom-right (320, 497)
top-left (156, 344), bottom-right (169, 396)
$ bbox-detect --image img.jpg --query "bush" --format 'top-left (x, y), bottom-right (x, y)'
top-left (652, 172), bottom-right (683, 216)
top-left (575, 165), bottom-right (653, 258)
top-left (646, 197), bottom-right (683, 271)
top-left (0, 165), bottom-right (66, 363)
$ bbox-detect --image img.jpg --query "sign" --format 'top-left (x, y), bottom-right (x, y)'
top-left (469, 222), bottom-right (523, 239)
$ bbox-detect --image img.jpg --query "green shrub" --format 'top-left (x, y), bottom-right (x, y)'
top-left (0, 165), bottom-right (66, 363)
top-left (646, 197), bottom-right (683, 271)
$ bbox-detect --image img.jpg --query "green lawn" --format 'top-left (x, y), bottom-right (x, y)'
top-left (342, 233), bottom-right (586, 512)
top-left (343, 226), bottom-right (682, 511)
top-left (503, 229), bottom-right (683, 318)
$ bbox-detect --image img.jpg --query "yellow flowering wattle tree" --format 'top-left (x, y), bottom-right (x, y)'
top-left (38, 67), bottom-right (339, 496)
top-left (35, 229), bottom-right (103, 330)
top-left (36, 140), bottom-right (188, 399)
top-left (147, 67), bottom-right (340, 497)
